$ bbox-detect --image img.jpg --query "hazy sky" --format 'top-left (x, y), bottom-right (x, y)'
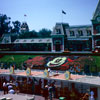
top-left (0, 0), bottom-right (99, 31)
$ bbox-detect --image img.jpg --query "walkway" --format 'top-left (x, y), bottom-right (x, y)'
top-left (0, 91), bottom-right (59, 100)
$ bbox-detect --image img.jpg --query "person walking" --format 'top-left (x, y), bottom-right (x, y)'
top-left (15, 81), bottom-right (19, 94)
top-left (89, 91), bottom-right (95, 100)
top-left (43, 85), bottom-right (48, 100)
top-left (48, 84), bottom-right (53, 100)
top-left (3, 81), bottom-right (7, 94)
top-left (52, 82), bottom-right (56, 98)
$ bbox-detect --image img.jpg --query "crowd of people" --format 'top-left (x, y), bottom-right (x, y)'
top-left (44, 81), bottom-right (56, 100)
top-left (0, 75), bottom-right (95, 100)
top-left (2, 78), bottom-right (56, 100)
top-left (3, 80), bottom-right (19, 95)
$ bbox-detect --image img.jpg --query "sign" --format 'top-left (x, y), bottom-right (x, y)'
top-left (64, 71), bottom-right (70, 80)
top-left (44, 69), bottom-right (49, 77)
top-left (26, 68), bottom-right (31, 76)
top-left (9, 66), bottom-right (14, 74)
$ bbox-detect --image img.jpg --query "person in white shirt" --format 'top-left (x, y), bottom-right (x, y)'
top-left (3, 82), bottom-right (7, 94)
top-left (48, 68), bottom-right (51, 72)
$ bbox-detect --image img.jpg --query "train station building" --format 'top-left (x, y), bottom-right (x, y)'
top-left (0, 1), bottom-right (100, 53)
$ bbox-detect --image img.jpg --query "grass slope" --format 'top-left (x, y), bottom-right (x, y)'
top-left (0, 55), bottom-right (100, 71)
top-left (0, 55), bottom-right (37, 62)
top-left (92, 56), bottom-right (100, 71)
top-left (0, 55), bottom-right (38, 69)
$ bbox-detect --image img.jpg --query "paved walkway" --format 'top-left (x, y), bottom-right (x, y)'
top-left (0, 91), bottom-right (59, 100)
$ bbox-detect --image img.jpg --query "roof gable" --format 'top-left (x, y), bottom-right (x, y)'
top-left (93, 0), bottom-right (100, 20)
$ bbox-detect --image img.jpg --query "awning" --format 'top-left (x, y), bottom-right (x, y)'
top-left (14, 38), bottom-right (52, 44)
top-left (67, 38), bottom-right (89, 40)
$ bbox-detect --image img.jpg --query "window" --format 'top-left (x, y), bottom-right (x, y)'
top-left (96, 40), bottom-right (100, 46)
top-left (70, 31), bottom-right (75, 36)
top-left (96, 26), bottom-right (100, 33)
top-left (31, 39), bottom-right (34, 42)
top-left (87, 30), bottom-right (92, 36)
top-left (78, 30), bottom-right (83, 36)
top-left (56, 29), bottom-right (61, 34)
top-left (23, 40), bottom-right (26, 42)
top-left (39, 39), bottom-right (42, 42)
top-left (47, 39), bottom-right (50, 42)
top-left (16, 40), bottom-right (19, 42)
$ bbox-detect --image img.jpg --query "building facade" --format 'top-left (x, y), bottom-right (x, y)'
top-left (0, 23), bottom-right (94, 52)
top-left (20, 22), bottom-right (29, 33)
top-left (0, 0), bottom-right (100, 53)
top-left (92, 0), bottom-right (100, 53)
top-left (52, 23), bottom-right (92, 52)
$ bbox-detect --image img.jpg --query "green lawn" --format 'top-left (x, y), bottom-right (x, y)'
top-left (92, 56), bottom-right (100, 65)
top-left (0, 55), bottom-right (38, 69)
top-left (92, 56), bottom-right (100, 71)
top-left (0, 55), bottom-right (36, 62)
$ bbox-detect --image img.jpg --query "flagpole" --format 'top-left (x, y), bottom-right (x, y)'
top-left (24, 14), bottom-right (27, 22)
top-left (62, 10), bottom-right (66, 24)
top-left (24, 15), bottom-right (25, 22)
top-left (62, 12), bottom-right (63, 24)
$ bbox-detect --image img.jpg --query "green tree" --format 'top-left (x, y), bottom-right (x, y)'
top-left (18, 28), bottom-right (51, 39)
top-left (11, 34), bottom-right (18, 42)
top-left (38, 28), bottom-right (51, 37)
top-left (0, 14), bottom-right (11, 37)
top-left (19, 30), bottom-right (38, 38)
top-left (30, 30), bottom-right (38, 38)
top-left (12, 20), bottom-right (21, 34)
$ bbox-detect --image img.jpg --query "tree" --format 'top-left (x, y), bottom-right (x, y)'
top-left (12, 20), bottom-right (21, 34)
top-left (38, 28), bottom-right (51, 37)
top-left (11, 34), bottom-right (18, 42)
top-left (18, 28), bottom-right (51, 39)
top-left (19, 30), bottom-right (38, 38)
top-left (30, 30), bottom-right (38, 38)
top-left (0, 14), bottom-right (11, 37)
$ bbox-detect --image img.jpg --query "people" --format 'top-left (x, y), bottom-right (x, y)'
top-left (43, 85), bottom-right (48, 100)
top-left (89, 91), bottom-right (95, 100)
top-left (52, 81), bottom-right (56, 98)
top-left (8, 84), bottom-right (13, 91)
top-left (15, 81), bottom-right (19, 94)
top-left (48, 84), bottom-right (53, 100)
top-left (82, 93), bottom-right (89, 100)
top-left (6, 80), bottom-right (17, 94)
top-left (3, 81), bottom-right (7, 94)
top-left (48, 68), bottom-right (51, 73)
top-left (8, 88), bottom-right (15, 94)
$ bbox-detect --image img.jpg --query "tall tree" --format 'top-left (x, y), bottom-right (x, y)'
top-left (38, 28), bottom-right (51, 37)
top-left (0, 14), bottom-right (11, 37)
top-left (12, 20), bottom-right (21, 34)
top-left (19, 30), bottom-right (38, 38)
top-left (11, 34), bottom-right (18, 42)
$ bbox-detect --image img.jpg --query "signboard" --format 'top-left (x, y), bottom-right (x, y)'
top-left (64, 71), bottom-right (70, 80)
top-left (44, 69), bottom-right (49, 77)
top-left (26, 68), bottom-right (31, 76)
top-left (9, 66), bottom-right (14, 74)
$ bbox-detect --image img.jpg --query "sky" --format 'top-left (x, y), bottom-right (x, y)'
top-left (0, 0), bottom-right (99, 31)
